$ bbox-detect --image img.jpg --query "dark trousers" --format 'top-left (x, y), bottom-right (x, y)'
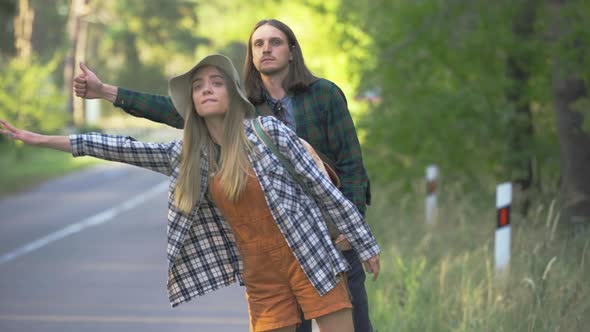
top-left (296, 249), bottom-right (374, 332)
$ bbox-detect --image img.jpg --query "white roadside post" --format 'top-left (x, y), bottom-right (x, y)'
top-left (494, 182), bottom-right (512, 278)
top-left (425, 165), bottom-right (438, 224)
top-left (85, 98), bottom-right (101, 125)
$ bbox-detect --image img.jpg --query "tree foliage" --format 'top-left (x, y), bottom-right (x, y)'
top-left (0, 56), bottom-right (66, 134)
top-left (3, 1), bottom-right (589, 213)
top-left (338, 1), bottom-right (587, 190)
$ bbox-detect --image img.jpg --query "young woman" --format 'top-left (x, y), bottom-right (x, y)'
top-left (0, 54), bottom-right (380, 332)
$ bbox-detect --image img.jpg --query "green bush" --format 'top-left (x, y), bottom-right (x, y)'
top-left (0, 56), bottom-right (67, 134)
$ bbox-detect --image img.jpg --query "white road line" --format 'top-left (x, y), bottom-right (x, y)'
top-left (0, 181), bottom-right (168, 265)
top-left (0, 314), bottom-right (248, 325)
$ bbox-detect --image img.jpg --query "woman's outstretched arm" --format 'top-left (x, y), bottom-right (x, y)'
top-left (0, 120), bottom-right (71, 152)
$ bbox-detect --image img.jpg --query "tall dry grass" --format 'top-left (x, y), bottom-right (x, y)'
top-left (365, 179), bottom-right (589, 331)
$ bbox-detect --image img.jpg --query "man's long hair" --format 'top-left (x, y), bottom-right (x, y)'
top-left (175, 67), bottom-right (253, 213)
top-left (243, 19), bottom-right (317, 105)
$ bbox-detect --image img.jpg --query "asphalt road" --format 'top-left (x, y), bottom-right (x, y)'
top-left (0, 163), bottom-right (249, 332)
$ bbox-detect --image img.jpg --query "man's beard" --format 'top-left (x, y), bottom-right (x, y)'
top-left (258, 64), bottom-right (289, 76)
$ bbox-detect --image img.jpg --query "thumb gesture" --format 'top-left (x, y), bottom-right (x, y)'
top-left (74, 62), bottom-right (103, 99)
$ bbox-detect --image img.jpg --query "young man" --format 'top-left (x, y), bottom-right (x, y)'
top-left (74, 19), bottom-right (374, 332)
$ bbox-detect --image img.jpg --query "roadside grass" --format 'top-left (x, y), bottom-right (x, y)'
top-left (366, 180), bottom-right (589, 331)
top-left (0, 143), bottom-right (99, 197)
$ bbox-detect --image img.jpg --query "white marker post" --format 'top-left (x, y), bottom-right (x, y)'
top-left (85, 99), bottom-right (101, 125)
top-left (494, 182), bottom-right (512, 278)
top-left (425, 165), bottom-right (438, 224)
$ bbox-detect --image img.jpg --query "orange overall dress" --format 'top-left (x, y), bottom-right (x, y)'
top-left (210, 170), bottom-right (351, 331)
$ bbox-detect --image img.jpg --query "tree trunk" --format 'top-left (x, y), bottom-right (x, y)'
top-left (549, 0), bottom-right (590, 226)
top-left (506, 0), bottom-right (537, 215)
top-left (64, 0), bottom-right (90, 126)
top-left (14, 0), bottom-right (34, 61)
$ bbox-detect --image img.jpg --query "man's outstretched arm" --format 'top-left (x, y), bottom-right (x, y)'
top-left (74, 62), bottom-right (184, 129)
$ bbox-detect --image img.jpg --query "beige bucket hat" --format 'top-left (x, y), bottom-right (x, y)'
top-left (168, 54), bottom-right (255, 119)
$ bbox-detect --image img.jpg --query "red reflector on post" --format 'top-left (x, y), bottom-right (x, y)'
top-left (426, 181), bottom-right (437, 195)
top-left (497, 206), bottom-right (510, 228)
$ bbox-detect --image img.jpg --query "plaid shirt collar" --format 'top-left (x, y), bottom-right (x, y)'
top-left (262, 89), bottom-right (296, 131)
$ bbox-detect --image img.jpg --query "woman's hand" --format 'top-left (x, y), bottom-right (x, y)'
top-left (363, 254), bottom-right (380, 281)
top-left (334, 234), bottom-right (352, 251)
top-left (0, 120), bottom-right (44, 146)
top-left (0, 120), bottom-right (72, 152)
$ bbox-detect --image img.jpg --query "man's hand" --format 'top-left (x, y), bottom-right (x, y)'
top-left (73, 62), bottom-right (105, 100)
top-left (363, 254), bottom-right (380, 281)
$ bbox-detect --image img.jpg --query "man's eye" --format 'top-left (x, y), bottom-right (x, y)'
top-left (271, 39), bottom-right (281, 45)
top-left (254, 41), bottom-right (262, 47)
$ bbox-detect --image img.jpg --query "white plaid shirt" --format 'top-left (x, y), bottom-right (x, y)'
top-left (70, 116), bottom-right (380, 307)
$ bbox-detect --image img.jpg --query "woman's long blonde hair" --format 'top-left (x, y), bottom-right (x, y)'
top-left (175, 67), bottom-right (253, 214)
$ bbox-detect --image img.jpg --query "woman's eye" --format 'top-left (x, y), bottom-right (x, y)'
top-left (213, 81), bottom-right (223, 87)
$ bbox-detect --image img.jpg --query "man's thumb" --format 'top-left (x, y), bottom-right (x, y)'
top-left (79, 62), bottom-right (89, 73)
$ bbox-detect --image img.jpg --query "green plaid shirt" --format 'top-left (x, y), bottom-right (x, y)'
top-left (115, 78), bottom-right (370, 215)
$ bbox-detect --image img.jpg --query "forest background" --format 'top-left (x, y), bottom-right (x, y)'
top-left (1, 0), bottom-right (589, 330)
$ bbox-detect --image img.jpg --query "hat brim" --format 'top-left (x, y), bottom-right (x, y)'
top-left (168, 54), bottom-right (255, 120)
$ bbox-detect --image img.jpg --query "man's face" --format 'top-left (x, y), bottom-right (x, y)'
top-left (251, 24), bottom-right (292, 77)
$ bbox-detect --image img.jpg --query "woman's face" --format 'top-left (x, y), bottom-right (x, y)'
top-left (191, 66), bottom-right (230, 119)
